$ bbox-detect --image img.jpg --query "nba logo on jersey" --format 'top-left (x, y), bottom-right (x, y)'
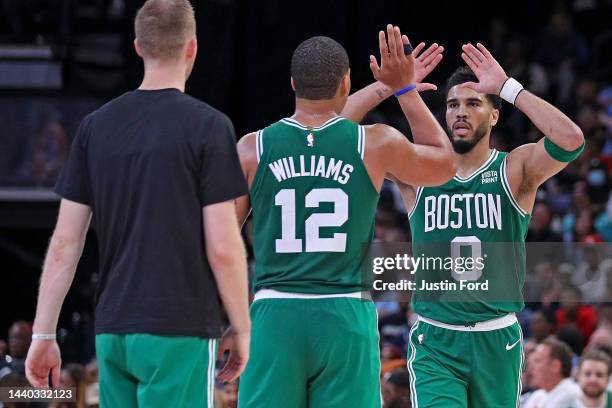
top-left (306, 133), bottom-right (314, 147)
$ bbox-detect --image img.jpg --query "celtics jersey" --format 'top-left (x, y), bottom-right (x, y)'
top-left (250, 117), bottom-right (379, 294)
top-left (408, 149), bottom-right (531, 324)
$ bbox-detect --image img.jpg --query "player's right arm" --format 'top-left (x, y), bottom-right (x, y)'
top-left (366, 123), bottom-right (454, 188)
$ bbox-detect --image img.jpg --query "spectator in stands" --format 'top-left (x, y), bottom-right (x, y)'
top-left (569, 349), bottom-right (612, 407)
top-left (525, 262), bottom-right (562, 308)
top-left (375, 209), bottom-right (401, 242)
top-left (0, 371), bottom-right (31, 408)
top-left (381, 338), bottom-right (405, 363)
top-left (572, 244), bottom-right (612, 302)
top-left (379, 303), bottom-right (410, 342)
top-left (85, 382), bottom-right (99, 408)
top-left (527, 202), bottom-right (563, 242)
top-left (536, 10), bottom-right (588, 107)
top-left (556, 286), bottom-right (598, 341)
top-left (525, 202), bottom-right (563, 275)
top-left (216, 379), bottom-right (238, 408)
top-left (382, 369), bottom-right (411, 408)
top-left (6, 321), bottom-right (32, 376)
top-left (598, 304), bottom-right (612, 327)
top-left (502, 40), bottom-right (549, 97)
top-left (530, 309), bottom-right (556, 343)
top-left (587, 326), bottom-right (612, 350)
top-left (558, 324), bottom-right (586, 356)
top-left (50, 363), bottom-right (86, 408)
top-left (575, 209), bottom-right (605, 243)
top-left (557, 262), bottom-right (576, 289)
top-left (524, 338), bottom-right (581, 408)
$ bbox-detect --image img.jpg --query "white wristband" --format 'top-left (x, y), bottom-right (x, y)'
top-left (32, 333), bottom-right (56, 340)
top-left (499, 77), bottom-right (524, 105)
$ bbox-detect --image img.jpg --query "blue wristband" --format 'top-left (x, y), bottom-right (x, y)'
top-left (394, 84), bottom-right (417, 97)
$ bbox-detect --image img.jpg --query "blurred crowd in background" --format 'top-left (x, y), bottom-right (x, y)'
top-left (1, 1), bottom-right (611, 407)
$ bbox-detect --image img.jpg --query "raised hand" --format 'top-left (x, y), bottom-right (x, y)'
top-left (370, 24), bottom-right (416, 92)
top-left (460, 43), bottom-right (508, 95)
top-left (413, 42), bottom-right (444, 92)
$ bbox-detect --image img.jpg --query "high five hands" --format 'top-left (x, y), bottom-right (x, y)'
top-left (370, 25), bottom-right (508, 96)
top-left (370, 24), bottom-right (443, 93)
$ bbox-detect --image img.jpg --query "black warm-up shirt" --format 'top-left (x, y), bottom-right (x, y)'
top-left (56, 88), bottom-right (248, 338)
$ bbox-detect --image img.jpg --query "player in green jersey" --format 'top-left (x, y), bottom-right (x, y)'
top-left (221, 25), bottom-right (456, 408)
top-left (346, 43), bottom-right (584, 407)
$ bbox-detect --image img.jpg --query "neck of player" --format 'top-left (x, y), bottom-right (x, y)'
top-left (292, 98), bottom-right (340, 127)
top-left (139, 60), bottom-right (187, 92)
top-left (455, 134), bottom-right (492, 179)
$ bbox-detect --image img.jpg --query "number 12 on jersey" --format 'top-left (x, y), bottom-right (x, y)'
top-left (275, 188), bottom-right (348, 253)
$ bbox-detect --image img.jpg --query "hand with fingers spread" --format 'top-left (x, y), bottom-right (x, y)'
top-left (25, 339), bottom-right (61, 388)
top-left (216, 327), bottom-right (250, 383)
top-left (460, 42), bottom-right (509, 95)
top-left (413, 42), bottom-right (444, 92)
top-left (370, 24), bottom-right (416, 92)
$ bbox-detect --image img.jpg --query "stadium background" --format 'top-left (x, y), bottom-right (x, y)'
top-left (0, 0), bottom-right (611, 406)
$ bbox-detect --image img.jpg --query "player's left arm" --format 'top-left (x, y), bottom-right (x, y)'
top-left (461, 42), bottom-right (584, 212)
top-left (509, 90), bottom-right (584, 184)
top-left (341, 41), bottom-right (444, 123)
top-left (235, 132), bottom-right (257, 227)
top-left (26, 199), bottom-right (92, 387)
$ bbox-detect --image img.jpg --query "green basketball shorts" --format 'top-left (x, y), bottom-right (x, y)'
top-left (407, 314), bottom-right (524, 408)
top-left (238, 292), bottom-right (381, 408)
top-left (95, 333), bottom-right (216, 408)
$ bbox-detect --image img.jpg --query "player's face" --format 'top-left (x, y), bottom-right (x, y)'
top-left (445, 85), bottom-right (498, 154)
top-left (578, 360), bottom-right (609, 398)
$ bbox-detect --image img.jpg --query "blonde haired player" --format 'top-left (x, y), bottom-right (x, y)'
top-left (25, 1), bottom-right (250, 406)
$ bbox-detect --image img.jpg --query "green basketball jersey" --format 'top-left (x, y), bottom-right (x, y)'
top-left (250, 117), bottom-right (379, 294)
top-left (408, 149), bottom-right (531, 324)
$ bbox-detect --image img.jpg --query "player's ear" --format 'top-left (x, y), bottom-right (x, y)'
top-left (186, 37), bottom-right (197, 60)
top-left (340, 71), bottom-right (351, 96)
top-left (134, 39), bottom-right (143, 58)
top-left (490, 108), bottom-right (499, 127)
top-left (290, 77), bottom-right (296, 92)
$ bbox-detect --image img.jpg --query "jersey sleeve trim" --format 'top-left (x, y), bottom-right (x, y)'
top-left (357, 125), bottom-right (366, 160)
top-left (255, 130), bottom-right (263, 163)
top-left (407, 186), bottom-right (423, 220)
top-left (500, 156), bottom-right (528, 217)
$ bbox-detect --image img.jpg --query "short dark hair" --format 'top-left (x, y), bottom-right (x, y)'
top-left (543, 337), bottom-right (574, 378)
top-left (446, 66), bottom-right (502, 109)
top-left (291, 36), bottom-right (349, 100)
top-left (580, 349), bottom-right (612, 376)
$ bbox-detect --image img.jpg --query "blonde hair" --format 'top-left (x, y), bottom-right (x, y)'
top-left (134, 0), bottom-right (196, 61)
